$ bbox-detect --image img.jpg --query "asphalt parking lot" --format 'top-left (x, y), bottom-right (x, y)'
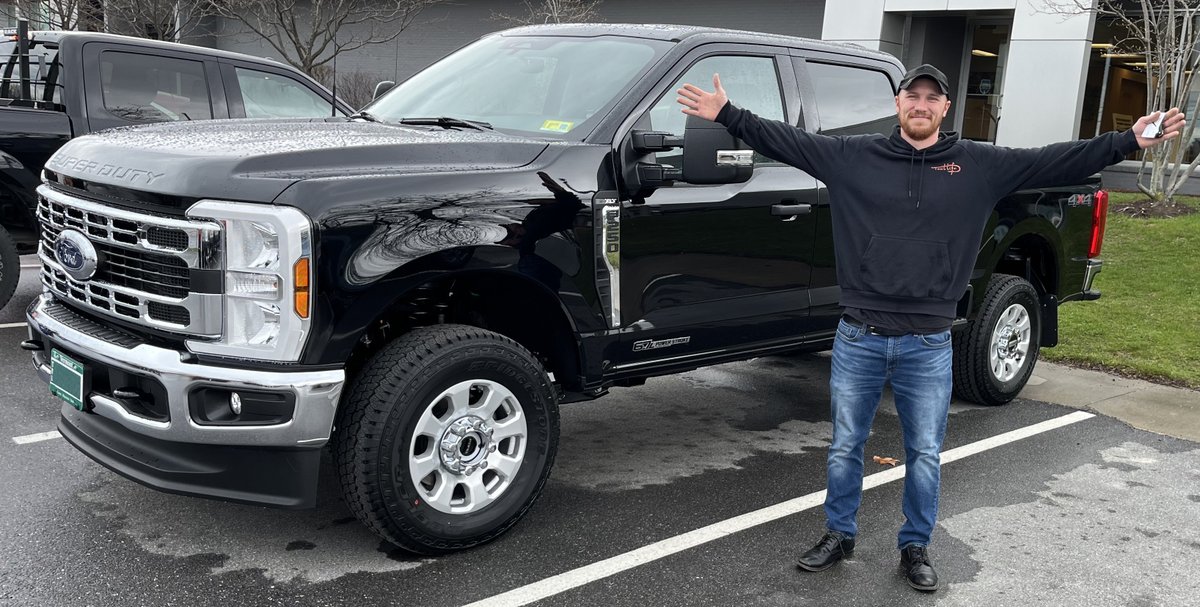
top-left (3, 257), bottom-right (1200, 607)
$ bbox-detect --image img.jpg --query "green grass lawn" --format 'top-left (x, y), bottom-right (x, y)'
top-left (1042, 192), bottom-right (1200, 389)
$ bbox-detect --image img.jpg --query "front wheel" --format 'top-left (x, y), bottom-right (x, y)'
top-left (335, 324), bottom-right (559, 554)
top-left (952, 274), bottom-right (1041, 406)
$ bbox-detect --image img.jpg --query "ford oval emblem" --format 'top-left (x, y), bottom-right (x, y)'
top-left (54, 229), bottom-right (99, 281)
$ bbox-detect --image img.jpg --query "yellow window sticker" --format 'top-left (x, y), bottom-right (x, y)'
top-left (540, 120), bottom-right (574, 133)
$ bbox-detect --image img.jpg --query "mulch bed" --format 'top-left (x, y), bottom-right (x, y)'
top-left (1110, 197), bottom-right (1198, 218)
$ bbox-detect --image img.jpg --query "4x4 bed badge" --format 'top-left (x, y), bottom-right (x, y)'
top-left (633, 336), bottom-right (691, 352)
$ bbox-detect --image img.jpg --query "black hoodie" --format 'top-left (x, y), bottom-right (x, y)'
top-left (716, 102), bottom-right (1140, 321)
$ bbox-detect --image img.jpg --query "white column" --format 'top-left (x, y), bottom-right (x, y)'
top-left (994, 0), bottom-right (1097, 147)
top-left (822, 0), bottom-right (890, 51)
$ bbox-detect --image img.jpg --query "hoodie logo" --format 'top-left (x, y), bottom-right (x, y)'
top-left (931, 162), bottom-right (961, 174)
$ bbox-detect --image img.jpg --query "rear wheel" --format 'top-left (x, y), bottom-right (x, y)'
top-left (0, 225), bottom-right (19, 311)
top-left (335, 324), bottom-right (559, 554)
top-left (952, 274), bottom-right (1041, 406)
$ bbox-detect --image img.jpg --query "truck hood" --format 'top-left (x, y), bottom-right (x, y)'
top-left (44, 119), bottom-right (550, 202)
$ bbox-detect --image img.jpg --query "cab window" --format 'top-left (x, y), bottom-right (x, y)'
top-left (648, 55), bottom-right (785, 166)
top-left (100, 51), bottom-right (212, 122)
top-left (235, 67), bottom-right (337, 118)
top-left (806, 62), bottom-right (896, 136)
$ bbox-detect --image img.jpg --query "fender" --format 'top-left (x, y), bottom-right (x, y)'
top-left (0, 150), bottom-right (41, 242)
top-left (974, 190), bottom-right (1070, 297)
top-left (284, 146), bottom-right (617, 366)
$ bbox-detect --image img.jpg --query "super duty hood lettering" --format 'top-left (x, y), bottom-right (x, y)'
top-left (48, 155), bottom-right (165, 186)
top-left (45, 119), bottom-right (549, 202)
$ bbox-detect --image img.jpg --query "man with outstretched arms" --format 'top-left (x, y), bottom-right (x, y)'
top-left (677, 63), bottom-right (1184, 592)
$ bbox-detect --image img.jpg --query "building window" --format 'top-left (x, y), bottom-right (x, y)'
top-left (962, 23), bottom-right (1010, 143)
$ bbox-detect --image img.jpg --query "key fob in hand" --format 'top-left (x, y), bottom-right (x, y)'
top-left (1144, 113), bottom-right (1166, 138)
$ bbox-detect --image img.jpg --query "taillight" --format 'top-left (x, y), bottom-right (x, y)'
top-left (1088, 189), bottom-right (1109, 258)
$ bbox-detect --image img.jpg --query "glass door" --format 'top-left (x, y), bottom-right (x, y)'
top-left (961, 22), bottom-right (1011, 142)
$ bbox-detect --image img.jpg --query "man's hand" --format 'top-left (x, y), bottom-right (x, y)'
top-left (677, 74), bottom-right (728, 122)
top-left (1134, 108), bottom-right (1187, 149)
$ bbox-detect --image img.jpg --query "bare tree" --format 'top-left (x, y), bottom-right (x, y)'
top-left (493, 0), bottom-right (603, 25)
top-left (103, 0), bottom-right (206, 41)
top-left (1041, 0), bottom-right (1200, 205)
top-left (310, 66), bottom-right (380, 110)
top-left (200, 0), bottom-right (439, 77)
top-left (1, 0), bottom-right (104, 30)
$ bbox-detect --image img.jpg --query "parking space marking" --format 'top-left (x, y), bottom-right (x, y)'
top-left (12, 430), bottom-right (61, 445)
top-left (463, 411), bottom-right (1097, 607)
top-left (0, 322), bottom-right (27, 330)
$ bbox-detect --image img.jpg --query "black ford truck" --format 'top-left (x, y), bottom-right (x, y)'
top-left (25, 24), bottom-right (1109, 554)
top-left (0, 22), bottom-right (349, 311)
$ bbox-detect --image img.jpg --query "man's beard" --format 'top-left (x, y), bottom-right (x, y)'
top-left (901, 112), bottom-right (942, 140)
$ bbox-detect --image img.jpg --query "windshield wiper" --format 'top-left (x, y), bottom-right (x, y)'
top-left (398, 116), bottom-right (493, 131)
top-left (349, 110), bottom-right (381, 123)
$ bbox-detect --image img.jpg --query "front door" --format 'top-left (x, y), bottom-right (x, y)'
top-left (613, 50), bottom-right (821, 369)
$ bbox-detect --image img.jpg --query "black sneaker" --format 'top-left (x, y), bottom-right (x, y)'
top-left (796, 531), bottom-right (855, 572)
top-left (899, 544), bottom-right (939, 591)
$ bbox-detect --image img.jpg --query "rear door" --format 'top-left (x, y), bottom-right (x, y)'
top-left (792, 56), bottom-right (902, 339)
top-left (611, 45), bottom-right (822, 370)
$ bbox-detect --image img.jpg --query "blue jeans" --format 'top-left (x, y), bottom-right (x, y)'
top-left (824, 318), bottom-right (953, 549)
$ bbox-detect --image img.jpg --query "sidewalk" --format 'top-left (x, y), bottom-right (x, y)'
top-left (1101, 159), bottom-right (1200, 195)
top-left (1021, 361), bottom-right (1200, 443)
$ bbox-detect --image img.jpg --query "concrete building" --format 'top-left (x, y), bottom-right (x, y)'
top-left (189, 0), bottom-right (1159, 151)
top-left (1, 0), bottom-right (1165, 151)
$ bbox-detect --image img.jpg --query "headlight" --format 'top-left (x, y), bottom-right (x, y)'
top-left (184, 200), bottom-right (314, 362)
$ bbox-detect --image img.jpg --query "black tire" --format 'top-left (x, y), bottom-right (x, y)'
top-left (0, 225), bottom-right (19, 312)
top-left (952, 274), bottom-right (1041, 406)
top-left (334, 324), bottom-right (560, 554)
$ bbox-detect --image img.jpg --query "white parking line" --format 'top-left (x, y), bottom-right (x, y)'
top-left (0, 322), bottom-right (26, 330)
top-left (463, 411), bottom-right (1097, 607)
top-left (12, 430), bottom-right (61, 445)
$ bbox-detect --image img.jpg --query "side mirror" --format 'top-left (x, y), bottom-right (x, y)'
top-left (681, 114), bottom-right (753, 185)
top-left (373, 80), bottom-right (396, 100)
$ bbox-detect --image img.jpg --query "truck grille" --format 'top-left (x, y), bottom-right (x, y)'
top-left (36, 187), bottom-right (222, 337)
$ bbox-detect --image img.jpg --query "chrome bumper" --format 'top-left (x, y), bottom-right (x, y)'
top-left (1083, 258), bottom-right (1103, 293)
top-left (27, 293), bottom-right (345, 448)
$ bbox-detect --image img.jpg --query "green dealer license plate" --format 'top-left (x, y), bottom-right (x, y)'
top-left (50, 349), bottom-right (87, 411)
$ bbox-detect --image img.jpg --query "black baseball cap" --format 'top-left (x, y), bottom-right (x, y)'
top-left (898, 64), bottom-right (950, 96)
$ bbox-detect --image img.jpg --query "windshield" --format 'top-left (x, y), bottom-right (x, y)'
top-left (367, 34), bottom-right (670, 140)
top-left (0, 38), bottom-right (62, 106)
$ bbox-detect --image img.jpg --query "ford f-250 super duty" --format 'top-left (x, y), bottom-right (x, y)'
top-left (24, 24), bottom-right (1109, 554)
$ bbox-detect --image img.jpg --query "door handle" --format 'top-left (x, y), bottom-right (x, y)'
top-left (771, 203), bottom-right (812, 217)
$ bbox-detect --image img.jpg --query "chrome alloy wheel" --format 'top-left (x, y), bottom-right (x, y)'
top-left (409, 379), bottom-right (528, 514)
top-left (989, 303), bottom-right (1032, 383)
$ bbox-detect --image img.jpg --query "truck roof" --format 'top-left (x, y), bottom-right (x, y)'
top-left (16, 30), bottom-right (290, 67)
top-left (497, 23), bottom-right (900, 66)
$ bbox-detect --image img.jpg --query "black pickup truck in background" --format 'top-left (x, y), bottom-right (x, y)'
top-left (0, 21), bottom-right (351, 309)
top-left (25, 24), bottom-right (1110, 555)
